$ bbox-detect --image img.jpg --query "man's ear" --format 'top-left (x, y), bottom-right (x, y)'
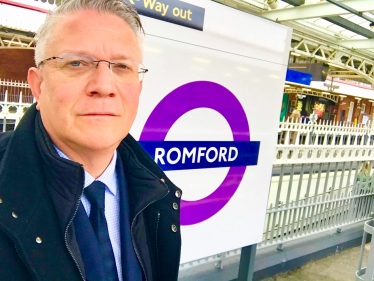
top-left (27, 67), bottom-right (43, 110)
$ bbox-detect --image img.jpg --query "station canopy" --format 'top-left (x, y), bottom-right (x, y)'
top-left (215, 0), bottom-right (374, 86)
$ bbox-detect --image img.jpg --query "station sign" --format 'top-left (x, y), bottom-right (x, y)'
top-left (132, 0), bottom-right (292, 262)
top-left (124, 0), bottom-right (205, 30)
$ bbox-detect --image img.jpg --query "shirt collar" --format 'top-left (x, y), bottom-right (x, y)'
top-left (53, 146), bottom-right (118, 196)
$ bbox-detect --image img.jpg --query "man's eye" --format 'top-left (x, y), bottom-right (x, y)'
top-left (64, 59), bottom-right (90, 67)
top-left (69, 60), bottom-right (83, 67)
top-left (115, 63), bottom-right (131, 70)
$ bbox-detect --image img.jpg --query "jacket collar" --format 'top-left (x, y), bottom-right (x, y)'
top-left (118, 139), bottom-right (170, 220)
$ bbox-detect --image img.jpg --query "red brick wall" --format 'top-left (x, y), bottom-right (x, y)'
top-left (0, 49), bottom-right (35, 82)
top-left (336, 96), bottom-right (353, 123)
top-left (336, 97), bottom-right (374, 124)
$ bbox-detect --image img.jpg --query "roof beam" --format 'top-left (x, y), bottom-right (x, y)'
top-left (325, 0), bottom-right (374, 24)
top-left (283, 0), bottom-right (374, 38)
top-left (330, 71), bottom-right (355, 74)
top-left (330, 75), bottom-right (361, 78)
top-left (261, 0), bottom-right (374, 22)
top-left (323, 16), bottom-right (374, 39)
top-left (338, 38), bottom-right (374, 49)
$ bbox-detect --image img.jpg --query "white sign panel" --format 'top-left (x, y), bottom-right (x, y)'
top-left (130, 0), bottom-right (292, 263)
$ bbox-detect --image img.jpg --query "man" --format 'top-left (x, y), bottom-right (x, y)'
top-left (0, 1), bottom-right (182, 280)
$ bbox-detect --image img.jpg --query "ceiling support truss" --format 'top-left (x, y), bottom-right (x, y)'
top-left (292, 33), bottom-right (374, 85)
top-left (0, 32), bottom-right (35, 49)
top-left (261, 0), bottom-right (374, 22)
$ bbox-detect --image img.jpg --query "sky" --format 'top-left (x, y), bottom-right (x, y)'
top-left (0, 0), bottom-right (56, 32)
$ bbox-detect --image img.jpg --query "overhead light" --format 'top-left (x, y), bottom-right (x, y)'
top-left (301, 88), bottom-right (311, 91)
top-left (339, 94), bottom-right (346, 101)
top-left (267, 0), bottom-right (278, 9)
top-left (370, 22), bottom-right (374, 30)
top-left (355, 97), bottom-right (362, 100)
top-left (291, 52), bottom-right (301, 57)
top-left (284, 84), bottom-right (291, 88)
top-left (297, 94), bottom-right (306, 99)
top-left (369, 100), bottom-right (374, 103)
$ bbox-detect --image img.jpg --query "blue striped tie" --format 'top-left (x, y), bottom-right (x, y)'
top-left (85, 181), bottom-right (119, 281)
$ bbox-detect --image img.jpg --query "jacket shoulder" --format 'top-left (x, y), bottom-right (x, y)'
top-left (0, 131), bottom-right (13, 161)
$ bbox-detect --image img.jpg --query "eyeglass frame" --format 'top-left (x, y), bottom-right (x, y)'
top-left (37, 54), bottom-right (149, 82)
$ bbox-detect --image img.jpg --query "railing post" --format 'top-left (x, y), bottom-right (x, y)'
top-left (2, 116), bottom-right (6, 132)
top-left (308, 109), bottom-right (318, 145)
top-left (237, 244), bottom-right (257, 281)
top-left (19, 90), bottom-right (22, 104)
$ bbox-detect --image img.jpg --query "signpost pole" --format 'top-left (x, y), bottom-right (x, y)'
top-left (237, 243), bottom-right (257, 281)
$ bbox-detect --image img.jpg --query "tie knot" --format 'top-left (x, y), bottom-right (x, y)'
top-left (84, 181), bottom-right (106, 209)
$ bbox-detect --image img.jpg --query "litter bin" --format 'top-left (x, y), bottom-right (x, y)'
top-left (356, 219), bottom-right (374, 281)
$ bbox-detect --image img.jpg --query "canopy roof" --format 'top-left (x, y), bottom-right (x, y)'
top-left (218, 0), bottom-right (374, 86)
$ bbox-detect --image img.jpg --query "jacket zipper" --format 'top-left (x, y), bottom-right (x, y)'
top-left (155, 212), bottom-right (161, 266)
top-left (64, 193), bottom-right (85, 281)
top-left (131, 190), bottom-right (169, 281)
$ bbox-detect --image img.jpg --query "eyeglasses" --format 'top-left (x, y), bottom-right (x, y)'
top-left (38, 53), bottom-right (148, 83)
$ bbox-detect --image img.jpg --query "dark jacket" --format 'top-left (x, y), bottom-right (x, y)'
top-left (0, 104), bottom-right (182, 281)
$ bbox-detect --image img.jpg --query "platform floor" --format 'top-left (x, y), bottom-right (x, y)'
top-left (261, 243), bottom-right (369, 281)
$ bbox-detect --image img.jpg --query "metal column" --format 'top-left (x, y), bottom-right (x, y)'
top-left (237, 244), bottom-right (257, 281)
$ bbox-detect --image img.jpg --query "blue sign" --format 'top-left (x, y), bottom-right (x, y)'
top-left (139, 141), bottom-right (260, 171)
top-left (125, 0), bottom-right (205, 31)
top-left (286, 69), bottom-right (312, 85)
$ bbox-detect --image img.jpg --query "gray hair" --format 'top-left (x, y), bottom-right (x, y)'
top-left (34, 0), bottom-right (144, 66)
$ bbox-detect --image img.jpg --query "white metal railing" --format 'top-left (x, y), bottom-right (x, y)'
top-left (0, 79), bottom-right (34, 130)
top-left (276, 116), bottom-right (374, 165)
top-left (260, 117), bottom-right (374, 248)
top-left (278, 116), bottom-right (374, 147)
top-left (262, 161), bottom-right (373, 248)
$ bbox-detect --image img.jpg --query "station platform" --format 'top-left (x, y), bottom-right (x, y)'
top-left (261, 243), bottom-right (368, 281)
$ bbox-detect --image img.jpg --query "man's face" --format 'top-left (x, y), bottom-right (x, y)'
top-left (28, 9), bottom-right (142, 155)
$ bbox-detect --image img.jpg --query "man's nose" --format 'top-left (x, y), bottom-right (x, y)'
top-left (87, 62), bottom-right (116, 97)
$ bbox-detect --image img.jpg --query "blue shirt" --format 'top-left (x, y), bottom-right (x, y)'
top-left (54, 147), bottom-right (123, 281)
